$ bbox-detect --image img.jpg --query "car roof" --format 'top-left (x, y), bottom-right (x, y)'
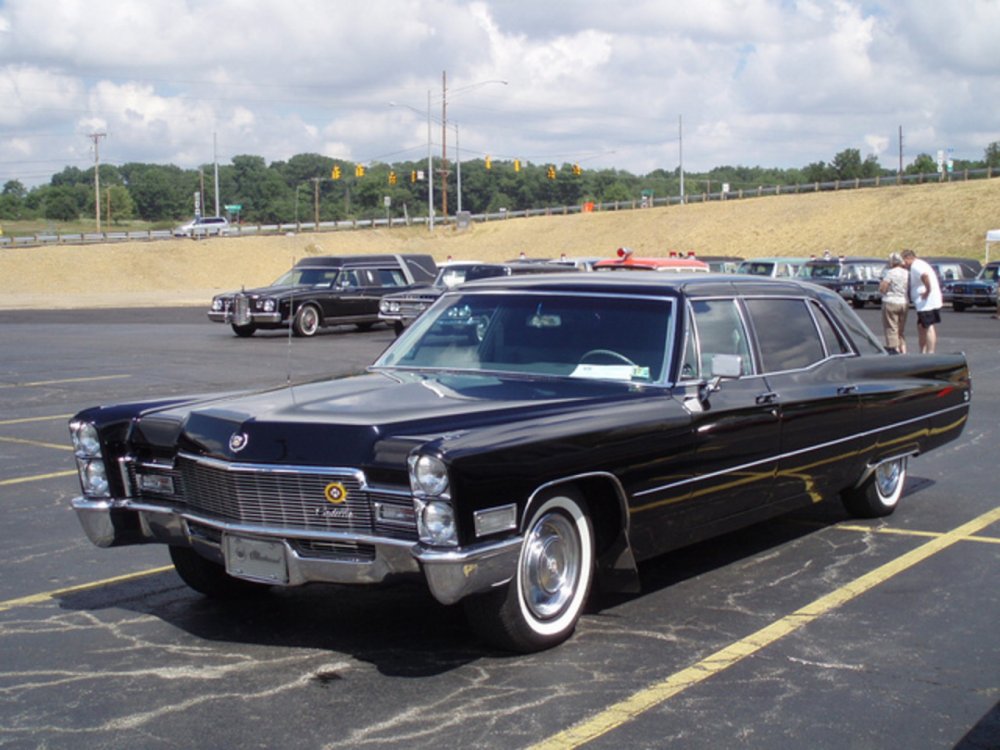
top-left (294, 254), bottom-right (428, 268)
top-left (458, 269), bottom-right (830, 301)
top-left (593, 256), bottom-right (710, 271)
top-left (804, 256), bottom-right (884, 264)
top-left (739, 257), bottom-right (809, 263)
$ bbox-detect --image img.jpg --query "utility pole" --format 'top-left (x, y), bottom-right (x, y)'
top-left (678, 115), bottom-right (685, 203)
top-left (427, 89), bottom-right (435, 231)
top-left (440, 70), bottom-right (449, 219)
top-left (312, 177), bottom-right (320, 226)
top-left (213, 132), bottom-right (220, 217)
top-left (898, 125), bottom-right (904, 183)
top-left (89, 132), bottom-right (106, 232)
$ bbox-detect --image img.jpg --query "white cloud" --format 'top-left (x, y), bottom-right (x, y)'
top-left (0, 0), bottom-right (997, 186)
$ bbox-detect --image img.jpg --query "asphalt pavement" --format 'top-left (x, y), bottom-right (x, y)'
top-left (0, 305), bottom-right (996, 750)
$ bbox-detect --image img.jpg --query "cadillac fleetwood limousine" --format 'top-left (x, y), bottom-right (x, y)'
top-left (69, 273), bottom-right (971, 652)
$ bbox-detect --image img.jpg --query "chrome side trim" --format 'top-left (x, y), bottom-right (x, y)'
top-left (634, 401), bottom-right (968, 499)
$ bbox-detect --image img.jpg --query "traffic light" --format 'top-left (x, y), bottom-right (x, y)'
top-left (388, 171), bottom-right (397, 185)
top-left (331, 165), bottom-right (342, 180)
top-left (547, 165), bottom-right (556, 180)
top-left (514, 159), bottom-right (521, 173)
top-left (572, 163), bottom-right (582, 176)
top-left (411, 170), bottom-right (418, 183)
top-left (355, 165), bottom-right (365, 178)
top-left (485, 155), bottom-right (492, 170)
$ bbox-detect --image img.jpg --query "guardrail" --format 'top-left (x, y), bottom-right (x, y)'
top-left (1, 166), bottom-right (995, 248)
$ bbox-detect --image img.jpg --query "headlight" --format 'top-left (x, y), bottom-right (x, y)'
top-left (262, 298), bottom-right (276, 312)
top-left (212, 298), bottom-right (224, 311)
top-left (77, 458), bottom-right (110, 497)
top-left (70, 421), bottom-right (101, 456)
top-left (409, 454), bottom-right (449, 497)
top-left (417, 499), bottom-right (457, 546)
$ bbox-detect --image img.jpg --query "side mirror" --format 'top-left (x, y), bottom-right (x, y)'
top-left (700, 353), bottom-right (742, 401)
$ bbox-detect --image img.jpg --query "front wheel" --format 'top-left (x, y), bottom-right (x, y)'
top-left (231, 322), bottom-right (256, 337)
top-left (169, 546), bottom-right (271, 598)
top-left (464, 490), bottom-right (594, 652)
top-left (952, 301), bottom-right (966, 312)
top-left (841, 457), bottom-right (907, 518)
top-left (292, 304), bottom-right (321, 337)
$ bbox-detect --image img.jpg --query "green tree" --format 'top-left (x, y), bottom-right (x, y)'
top-left (43, 186), bottom-right (80, 221)
top-left (106, 185), bottom-right (136, 223)
top-left (831, 148), bottom-right (863, 180)
top-left (906, 153), bottom-right (937, 175)
top-left (985, 141), bottom-right (1000, 169)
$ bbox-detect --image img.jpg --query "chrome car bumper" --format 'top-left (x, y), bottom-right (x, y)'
top-left (71, 496), bottom-right (521, 605)
top-left (207, 311), bottom-right (283, 324)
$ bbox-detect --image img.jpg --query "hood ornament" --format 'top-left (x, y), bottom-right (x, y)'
top-left (229, 432), bottom-right (249, 453)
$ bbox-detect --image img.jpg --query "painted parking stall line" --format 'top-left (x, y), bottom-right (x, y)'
top-left (0, 566), bottom-right (176, 613)
top-left (531, 505), bottom-right (1000, 750)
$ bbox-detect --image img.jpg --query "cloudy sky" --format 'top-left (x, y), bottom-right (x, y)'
top-left (1, 0), bottom-right (998, 187)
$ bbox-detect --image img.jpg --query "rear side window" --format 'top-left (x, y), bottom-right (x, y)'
top-left (810, 301), bottom-right (851, 356)
top-left (745, 298), bottom-right (826, 372)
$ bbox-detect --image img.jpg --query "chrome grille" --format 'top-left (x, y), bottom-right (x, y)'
top-left (177, 455), bottom-right (372, 532)
top-left (127, 455), bottom-right (417, 540)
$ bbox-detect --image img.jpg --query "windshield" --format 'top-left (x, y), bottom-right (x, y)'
top-left (269, 267), bottom-right (340, 287)
top-left (737, 262), bottom-right (775, 276)
top-left (374, 291), bottom-right (674, 383)
top-left (435, 266), bottom-right (474, 289)
top-left (979, 266), bottom-right (1000, 282)
top-left (800, 263), bottom-right (840, 279)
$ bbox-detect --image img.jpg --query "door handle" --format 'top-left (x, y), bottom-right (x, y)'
top-left (837, 385), bottom-right (858, 395)
top-left (755, 391), bottom-right (778, 405)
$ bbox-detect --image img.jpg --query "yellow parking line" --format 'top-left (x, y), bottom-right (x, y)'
top-left (0, 436), bottom-right (72, 451)
top-left (0, 469), bottom-right (77, 486)
top-left (835, 523), bottom-right (1000, 544)
top-left (0, 374), bottom-right (130, 388)
top-left (531, 505), bottom-right (1000, 750)
top-left (0, 414), bottom-right (73, 425)
top-left (0, 566), bottom-right (175, 613)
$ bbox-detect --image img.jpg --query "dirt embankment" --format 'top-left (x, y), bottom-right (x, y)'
top-left (1, 178), bottom-right (997, 310)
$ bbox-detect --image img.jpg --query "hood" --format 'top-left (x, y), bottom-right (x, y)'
top-left (130, 371), bottom-right (657, 466)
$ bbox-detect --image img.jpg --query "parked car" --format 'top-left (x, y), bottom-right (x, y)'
top-left (697, 255), bottom-right (744, 273)
top-left (208, 254), bottom-right (437, 336)
top-left (949, 261), bottom-right (1000, 312)
top-left (736, 257), bottom-right (809, 278)
top-left (379, 260), bottom-right (579, 335)
top-left (798, 256), bottom-right (886, 308)
top-left (173, 216), bottom-right (230, 238)
top-left (69, 273), bottom-right (970, 652)
top-left (594, 247), bottom-right (710, 272)
top-left (927, 257), bottom-right (982, 306)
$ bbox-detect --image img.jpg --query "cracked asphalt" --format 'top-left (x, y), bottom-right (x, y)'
top-left (0, 307), bottom-right (996, 750)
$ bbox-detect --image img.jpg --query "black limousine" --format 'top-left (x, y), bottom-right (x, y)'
top-left (70, 273), bottom-right (971, 652)
top-left (208, 254), bottom-right (437, 337)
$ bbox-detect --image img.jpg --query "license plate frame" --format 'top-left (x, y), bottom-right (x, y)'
top-left (223, 534), bottom-right (289, 584)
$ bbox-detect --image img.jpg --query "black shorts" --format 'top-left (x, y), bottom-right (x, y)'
top-left (917, 309), bottom-right (941, 328)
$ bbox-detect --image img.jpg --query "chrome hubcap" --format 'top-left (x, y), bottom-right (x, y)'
top-left (875, 459), bottom-right (903, 502)
top-left (522, 512), bottom-right (580, 620)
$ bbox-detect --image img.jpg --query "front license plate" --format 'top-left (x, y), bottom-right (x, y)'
top-left (223, 535), bottom-right (289, 584)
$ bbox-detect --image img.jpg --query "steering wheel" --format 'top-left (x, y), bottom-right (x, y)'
top-left (578, 349), bottom-right (637, 367)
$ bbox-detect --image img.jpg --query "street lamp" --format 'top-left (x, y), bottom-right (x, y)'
top-left (439, 72), bottom-right (507, 219)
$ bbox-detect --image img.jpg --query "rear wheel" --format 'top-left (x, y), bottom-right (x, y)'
top-left (842, 457), bottom-right (907, 518)
top-left (169, 546), bottom-right (270, 598)
top-left (464, 490), bottom-right (594, 652)
top-left (292, 304), bottom-right (321, 337)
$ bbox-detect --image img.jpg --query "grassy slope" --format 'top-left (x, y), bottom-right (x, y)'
top-left (1, 178), bottom-right (997, 309)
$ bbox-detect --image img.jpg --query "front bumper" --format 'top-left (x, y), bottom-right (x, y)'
top-left (72, 496), bottom-right (521, 605)
top-left (207, 310), bottom-right (283, 325)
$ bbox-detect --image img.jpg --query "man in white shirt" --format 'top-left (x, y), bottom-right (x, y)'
top-left (901, 249), bottom-right (943, 353)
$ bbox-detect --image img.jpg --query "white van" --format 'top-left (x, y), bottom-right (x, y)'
top-left (173, 216), bottom-right (230, 238)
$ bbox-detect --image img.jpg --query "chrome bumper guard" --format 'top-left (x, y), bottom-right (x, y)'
top-left (71, 496), bottom-right (522, 605)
